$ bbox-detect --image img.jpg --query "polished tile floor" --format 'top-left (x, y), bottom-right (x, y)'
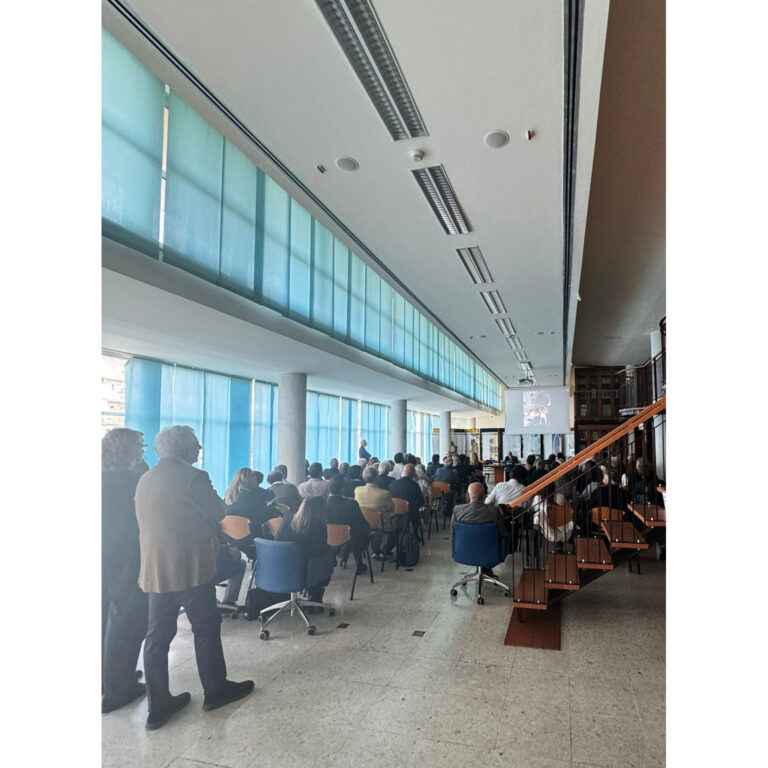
top-left (102, 533), bottom-right (665, 768)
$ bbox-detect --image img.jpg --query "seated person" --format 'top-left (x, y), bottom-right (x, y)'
top-left (355, 470), bottom-right (396, 557)
top-left (451, 482), bottom-right (509, 575)
top-left (344, 463), bottom-right (365, 498)
top-left (326, 474), bottom-right (370, 574)
top-left (323, 458), bottom-right (340, 481)
top-left (276, 496), bottom-right (331, 606)
top-left (388, 464), bottom-right (425, 535)
top-left (267, 470), bottom-right (302, 514)
top-left (376, 460), bottom-right (394, 490)
top-left (224, 468), bottom-right (278, 540)
top-left (299, 462), bottom-right (329, 499)
top-left (485, 464), bottom-right (527, 506)
top-left (426, 454), bottom-right (442, 477)
top-left (588, 464), bottom-right (633, 528)
top-left (531, 482), bottom-right (573, 550)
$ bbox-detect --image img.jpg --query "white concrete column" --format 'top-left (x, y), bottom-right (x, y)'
top-left (277, 372), bottom-right (307, 486)
top-left (649, 331), bottom-right (665, 479)
top-left (390, 399), bottom-right (407, 459)
top-left (439, 410), bottom-right (452, 458)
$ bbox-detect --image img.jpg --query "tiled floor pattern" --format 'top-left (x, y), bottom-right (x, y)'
top-left (103, 533), bottom-right (665, 767)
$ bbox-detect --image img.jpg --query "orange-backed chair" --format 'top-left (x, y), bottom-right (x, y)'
top-left (326, 523), bottom-right (371, 600)
top-left (361, 506), bottom-right (391, 575)
top-left (265, 517), bottom-right (282, 537)
top-left (547, 500), bottom-right (574, 530)
top-left (432, 481), bottom-right (453, 531)
top-left (220, 514), bottom-right (251, 541)
top-left (386, 498), bottom-right (411, 571)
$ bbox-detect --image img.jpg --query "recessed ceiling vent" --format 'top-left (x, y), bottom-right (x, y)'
top-left (458, 247), bottom-right (492, 284)
top-left (479, 289), bottom-right (506, 314)
top-left (412, 165), bottom-right (470, 235)
top-left (316, 0), bottom-right (428, 141)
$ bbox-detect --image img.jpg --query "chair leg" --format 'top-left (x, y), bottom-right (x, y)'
top-left (367, 547), bottom-right (374, 583)
top-left (350, 567), bottom-right (357, 601)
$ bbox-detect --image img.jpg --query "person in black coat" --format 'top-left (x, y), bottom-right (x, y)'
top-left (267, 470), bottom-right (302, 513)
top-left (388, 464), bottom-right (425, 535)
top-left (376, 460), bottom-right (394, 490)
top-left (102, 428), bottom-right (149, 713)
top-left (322, 458), bottom-right (340, 481)
top-left (276, 496), bottom-right (332, 604)
top-left (224, 469), bottom-right (277, 538)
top-left (326, 474), bottom-right (370, 574)
top-left (344, 464), bottom-right (365, 498)
top-left (588, 465), bottom-right (633, 530)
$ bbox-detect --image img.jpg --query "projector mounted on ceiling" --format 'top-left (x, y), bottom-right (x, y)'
top-left (518, 377), bottom-right (534, 385)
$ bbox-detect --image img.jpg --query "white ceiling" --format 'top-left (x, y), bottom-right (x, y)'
top-left (104, 0), bottom-right (613, 390)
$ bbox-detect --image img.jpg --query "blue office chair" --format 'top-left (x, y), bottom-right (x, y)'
top-left (450, 522), bottom-right (510, 605)
top-left (252, 538), bottom-right (336, 638)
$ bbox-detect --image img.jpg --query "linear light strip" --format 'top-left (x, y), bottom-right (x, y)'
top-left (480, 290), bottom-right (506, 314)
top-left (412, 167), bottom-right (462, 234)
top-left (457, 246), bottom-right (493, 285)
top-left (428, 166), bottom-right (470, 234)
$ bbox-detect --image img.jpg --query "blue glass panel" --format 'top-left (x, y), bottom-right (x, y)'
top-left (365, 267), bottom-right (381, 353)
top-left (261, 176), bottom-right (289, 307)
top-left (333, 238), bottom-right (349, 338)
top-left (289, 200), bottom-right (312, 319)
top-left (349, 256), bottom-right (366, 346)
top-left (340, 397), bottom-right (358, 464)
top-left (123, 358), bottom-right (162, 467)
top-left (379, 281), bottom-right (393, 359)
top-left (312, 223), bottom-right (334, 330)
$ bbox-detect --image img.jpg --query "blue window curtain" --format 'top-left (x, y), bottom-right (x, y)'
top-left (340, 397), bottom-right (358, 464)
top-left (252, 381), bottom-right (277, 474)
top-left (406, 410), bottom-right (437, 460)
top-left (103, 35), bottom-right (504, 410)
top-left (124, 358), bottom-right (163, 466)
top-left (306, 392), bottom-right (341, 466)
top-left (101, 30), bottom-right (164, 245)
top-left (360, 402), bottom-right (389, 460)
top-left (164, 93), bottom-right (224, 276)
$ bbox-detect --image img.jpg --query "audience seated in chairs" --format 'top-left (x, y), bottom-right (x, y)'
top-left (588, 464), bottom-right (633, 532)
top-left (267, 469), bottom-right (302, 513)
top-left (388, 463), bottom-right (425, 536)
top-left (275, 496), bottom-right (332, 609)
top-left (376, 460), bottom-right (394, 490)
top-left (390, 452), bottom-right (406, 480)
top-left (532, 482), bottom-right (574, 552)
top-left (426, 453), bottom-right (442, 477)
top-left (326, 474), bottom-right (371, 574)
top-left (224, 468), bottom-right (277, 539)
top-left (323, 458), bottom-right (340, 480)
top-left (102, 427), bottom-right (149, 714)
top-left (299, 462), bottom-right (329, 499)
top-left (135, 425), bottom-right (253, 730)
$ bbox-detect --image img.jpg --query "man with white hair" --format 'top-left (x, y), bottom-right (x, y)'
top-left (135, 426), bottom-right (254, 730)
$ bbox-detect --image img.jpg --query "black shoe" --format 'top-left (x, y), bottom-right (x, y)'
top-left (355, 562), bottom-right (368, 575)
top-left (135, 669), bottom-right (143, 681)
top-left (145, 692), bottom-right (191, 730)
top-left (102, 683), bottom-right (146, 714)
top-left (203, 680), bottom-right (255, 712)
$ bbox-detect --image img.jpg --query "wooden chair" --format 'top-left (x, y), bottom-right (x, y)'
top-left (547, 500), bottom-right (574, 530)
top-left (220, 514), bottom-right (251, 541)
top-left (265, 517), bottom-right (282, 537)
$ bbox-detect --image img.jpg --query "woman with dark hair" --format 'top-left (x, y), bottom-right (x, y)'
top-left (276, 496), bottom-right (332, 606)
top-left (344, 463), bottom-right (365, 498)
top-left (102, 428), bottom-right (149, 713)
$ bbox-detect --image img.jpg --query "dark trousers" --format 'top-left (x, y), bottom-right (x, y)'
top-left (144, 582), bottom-right (227, 714)
top-left (102, 574), bottom-right (148, 704)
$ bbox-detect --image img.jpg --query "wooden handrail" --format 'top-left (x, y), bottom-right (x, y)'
top-left (508, 396), bottom-right (666, 509)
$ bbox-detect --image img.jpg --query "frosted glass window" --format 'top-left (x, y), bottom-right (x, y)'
top-left (261, 176), bottom-right (290, 306)
top-left (312, 223), bottom-right (334, 330)
top-left (333, 238), bottom-right (349, 338)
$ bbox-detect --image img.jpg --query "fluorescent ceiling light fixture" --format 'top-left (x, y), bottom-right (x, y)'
top-left (458, 246), bottom-right (493, 284)
top-left (412, 165), bottom-right (470, 235)
top-left (479, 289), bottom-right (506, 314)
top-left (316, 0), bottom-right (427, 141)
top-left (495, 317), bottom-right (516, 336)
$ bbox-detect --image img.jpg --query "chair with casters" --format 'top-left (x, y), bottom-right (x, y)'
top-left (252, 538), bottom-right (336, 638)
top-left (214, 516), bottom-right (251, 619)
top-left (449, 522), bottom-right (510, 605)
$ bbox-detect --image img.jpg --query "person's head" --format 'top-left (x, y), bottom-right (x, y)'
top-left (328, 474), bottom-right (346, 496)
top-left (338, 462), bottom-right (349, 476)
top-left (547, 454), bottom-right (556, 463)
top-left (535, 458), bottom-right (545, 470)
top-left (362, 467), bottom-right (378, 484)
top-left (636, 458), bottom-right (650, 477)
top-left (225, 467), bottom-right (258, 505)
top-left (379, 460), bottom-right (393, 476)
top-left (308, 462), bottom-right (323, 479)
top-left (511, 465), bottom-right (527, 484)
top-left (467, 482), bottom-right (485, 503)
top-left (291, 496), bottom-right (326, 533)
top-left (348, 464), bottom-right (363, 481)
top-left (360, 439), bottom-right (367, 448)
top-left (600, 464), bottom-right (620, 485)
top-left (369, 457), bottom-right (379, 466)
top-left (525, 454), bottom-right (537, 469)
top-left (267, 470), bottom-right (283, 485)
top-left (330, 458), bottom-right (339, 469)
top-left (155, 425), bottom-right (201, 464)
top-left (102, 428), bottom-right (145, 471)
top-left (556, 452), bottom-right (565, 462)
top-left (274, 464), bottom-right (288, 480)
top-left (415, 465), bottom-right (427, 480)
top-left (394, 452), bottom-right (404, 465)
top-left (506, 452), bottom-right (513, 459)
top-left (402, 463), bottom-right (415, 479)
top-left (432, 454), bottom-right (440, 464)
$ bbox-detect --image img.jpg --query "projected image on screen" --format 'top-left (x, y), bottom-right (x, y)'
top-left (523, 390), bottom-right (551, 427)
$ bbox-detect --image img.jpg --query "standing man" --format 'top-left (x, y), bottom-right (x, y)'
top-left (135, 426), bottom-right (253, 730)
top-left (359, 439), bottom-right (371, 462)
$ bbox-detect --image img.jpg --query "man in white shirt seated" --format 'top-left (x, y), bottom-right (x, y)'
top-left (485, 464), bottom-right (527, 506)
top-left (298, 462), bottom-right (329, 499)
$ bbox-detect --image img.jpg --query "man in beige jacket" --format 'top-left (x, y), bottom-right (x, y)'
top-left (135, 426), bottom-right (253, 730)
top-left (355, 467), bottom-right (396, 557)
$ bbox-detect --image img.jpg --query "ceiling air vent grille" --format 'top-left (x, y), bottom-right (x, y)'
top-left (458, 247), bottom-right (493, 284)
top-left (412, 165), bottom-right (470, 235)
top-left (316, 0), bottom-right (427, 141)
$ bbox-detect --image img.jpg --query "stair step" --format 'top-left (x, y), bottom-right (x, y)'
top-left (601, 521), bottom-right (649, 550)
top-left (513, 569), bottom-right (548, 610)
top-left (628, 502), bottom-right (666, 527)
top-left (545, 554), bottom-right (580, 590)
top-left (575, 537), bottom-right (615, 570)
